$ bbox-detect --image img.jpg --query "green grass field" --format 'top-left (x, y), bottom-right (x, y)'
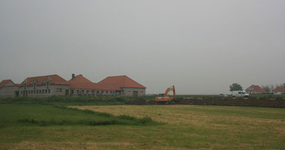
top-left (0, 104), bottom-right (155, 127)
top-left (0, 99), bottom-right (284, 149)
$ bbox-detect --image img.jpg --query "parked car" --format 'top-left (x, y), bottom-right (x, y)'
top-left (232, 91), bottom-right (249, 97)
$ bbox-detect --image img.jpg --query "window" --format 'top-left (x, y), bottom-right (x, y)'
top-left (45, 89), bottom-right (47, 93)
top-left (42, 89), bottom-right (44, 93)
top-left (56, 88), bottom-right (62, 92)
top-left (48, 89), bottom-right (50, 93)
top-left (71, 90), bottom-right (74, 94)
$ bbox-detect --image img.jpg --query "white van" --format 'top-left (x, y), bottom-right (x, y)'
top-left (232, 91), bottom-right (249, 97)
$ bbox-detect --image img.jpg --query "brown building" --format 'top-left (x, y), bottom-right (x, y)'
top-left (99, 75), bottom-right (146, 96)
top-left (69, 74), bottom-right (146, 97)
top-left (245, 85), bottom-right (267, 94)
top-left (0, 79), bottom-right (19, 98)
top-left (0, 74), bottom-right (146, 98)
top-left (18, 74), bottom-right (70, 97)
top-left (68, 74), bottom-right (117, 96)
top-left (273, 86), bottom-right (285, 94)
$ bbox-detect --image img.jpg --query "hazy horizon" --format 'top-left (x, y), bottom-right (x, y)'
top-left (1, 0), bottom-right (285, 95)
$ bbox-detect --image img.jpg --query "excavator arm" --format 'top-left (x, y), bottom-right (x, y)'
top-left (164, 85), bottom-right (176, 99)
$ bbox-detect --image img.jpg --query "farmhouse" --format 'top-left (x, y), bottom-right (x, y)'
top-left (273, 86), bottom-right (285, 94)
top-left (245, 85), bottom-right (267, 94)
top-left (68, 74), bottom-right (119, 96)
top-left (0, 79), bottom-right (19, 98)
top-left (18, 74), bottom-right (70, 97)
top-left (99, 75), bottom-right (146, 96)
top-left (69, 74), bottom-right (146, 97)
top-left (0, 74), bottom-right (146, 98)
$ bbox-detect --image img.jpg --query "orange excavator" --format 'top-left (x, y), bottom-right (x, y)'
top-left (155, 85), bottom-right (176, 104)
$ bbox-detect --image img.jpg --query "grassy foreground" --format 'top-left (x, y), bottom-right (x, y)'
top-left (71, 105), bottom-right (285, 149)
top-left (1, 104), bottom-right (285, 149)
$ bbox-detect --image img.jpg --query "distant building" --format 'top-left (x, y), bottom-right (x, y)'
top-left (273, 86), bottom-right (285, 94)
top-left (245, 85), bottom-right (267, 94)
top-left (0, 79), bottom-right (19, 98)
top-left (68, 74), bottom-right (117, 96)
top-left (18, 74), bottom-right (70, 97)
top-left (99, 75), bottom-right (146, 96)
top-left (0, 74), bottom-right (146, 98)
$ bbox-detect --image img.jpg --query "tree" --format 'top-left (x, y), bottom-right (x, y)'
top-left (270, 84), bottom-right (275, 93)
top-left (261, 85), bottom-right (271, 93)
top-left (229, 83), bottom-right (243, 92)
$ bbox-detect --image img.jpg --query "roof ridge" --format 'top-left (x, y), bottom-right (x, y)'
top-left (1, 79), bottom-right (13, 81)
top-left (0, 79), bottom-right (15, 88)
top-left (69, 74), bottom-right (93, 83)
top-left (107, 75), bottom-right (127, 78)
top-left (26, 74), bottom-right (58, 79)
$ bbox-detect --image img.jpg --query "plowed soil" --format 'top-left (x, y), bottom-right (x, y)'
top-left (127, 97), bottom-right (285, 108)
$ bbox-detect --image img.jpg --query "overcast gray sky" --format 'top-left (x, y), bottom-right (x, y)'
top-left (1, 0), bottom-right (285, 94)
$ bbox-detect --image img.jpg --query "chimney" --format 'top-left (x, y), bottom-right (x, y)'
top-left (72, 74), bottom-right (75, 80)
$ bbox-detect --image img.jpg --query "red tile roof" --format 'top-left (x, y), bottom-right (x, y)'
top-left (273, 86), bottom-right (285, 92)
top-left (245, 85), bottom-right (267, 93)
top-left (69, 75), bottom-right (96, 90)
top-left (0, 79), bottom-right (15, 88)
top-left (20, 74), bottom-right (69, 86)
top-left (4, 74), bottom-right (145, 92)
top-left (99, 75), bottom-right (146, 89)
top-left (68, 75), bottom-right (120, 91)
top-left (69, 74), bottom-right (93, 84)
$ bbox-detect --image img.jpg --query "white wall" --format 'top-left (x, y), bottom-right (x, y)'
top-left (122, 88), bottom-right (146, 96)
top-left (0, 86), bottom-right (20, 98)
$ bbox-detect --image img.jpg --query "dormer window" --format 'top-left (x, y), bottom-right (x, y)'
top-left (33, 79), bottom-right (38, 89)
top-left (46, 77), bottom-right (50, 89)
